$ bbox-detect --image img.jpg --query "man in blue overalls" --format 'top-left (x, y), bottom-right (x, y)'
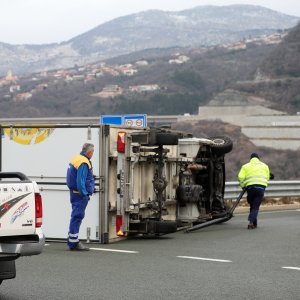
top-left (66, 143), bottom-right (95, 251)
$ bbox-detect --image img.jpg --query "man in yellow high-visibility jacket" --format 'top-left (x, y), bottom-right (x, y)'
top-left (238, 153), bottom-right (271, 229)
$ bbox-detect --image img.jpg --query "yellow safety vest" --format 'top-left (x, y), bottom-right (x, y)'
top-left (238, 158), bottom-right (270, 188)
top-left (70, 154), bottom-right (91, 170)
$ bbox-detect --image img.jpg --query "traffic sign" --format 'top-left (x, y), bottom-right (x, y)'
top-left (100, 115), bottom-right (123, 125)
top-left (100, 114), bottom-right (147, 128)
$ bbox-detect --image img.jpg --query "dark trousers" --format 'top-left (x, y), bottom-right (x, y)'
top-left (247, 187), bottom-right (265, 225)
top-left (67, 192), bottom-right (89, 249)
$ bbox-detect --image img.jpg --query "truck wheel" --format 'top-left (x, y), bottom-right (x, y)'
top-left (154, 220), bottom-right (177, 234)
top-left (148, 132), bottom-right (179, 146)
top-left (210, 136), bottom-right (233, 155)
top-left (155, 133), bottom-right (178, 146)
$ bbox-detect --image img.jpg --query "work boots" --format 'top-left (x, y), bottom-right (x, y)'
top-left (70, 242), bottom-right (90, 251)
top-left (247, 224), bottom-right (255, 229)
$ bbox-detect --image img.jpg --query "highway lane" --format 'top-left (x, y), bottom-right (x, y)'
top-left (1, 210), bottom-right (299, 300)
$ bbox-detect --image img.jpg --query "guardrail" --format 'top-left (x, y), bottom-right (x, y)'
top-left (225, 181), bottom-right (300, 199)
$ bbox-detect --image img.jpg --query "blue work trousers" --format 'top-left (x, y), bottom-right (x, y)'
top-left (67, 192), bottom-right (89, 249)
top-left (247, 187), bottom-right (265, 225)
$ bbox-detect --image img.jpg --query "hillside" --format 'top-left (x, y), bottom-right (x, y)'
top-left (0, 5), bottom-right (298, 75)
top-left (260, 22), bottom-right (300, 77)
top-left (0, 42), bottom-right (277, 118)
top-left (1, 21), bottom-right (300, 117)
top-left (230, 22), bottom-right (300, 113)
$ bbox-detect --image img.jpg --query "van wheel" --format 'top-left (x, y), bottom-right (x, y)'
top-left (210, 136), bottom-right (233, 155)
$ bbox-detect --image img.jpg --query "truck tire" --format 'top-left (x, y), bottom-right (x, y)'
top-left (148, 132), bottom-right (179, 146)
top-left (0, 260), bottom-right (16, 283)
top-left (154, 220), bottom-right (177, 234)
top-left (210, 136), bottom-right (233, 155)
top-left (155, 133), bottom-right (178, 146)
top-left (129, 219), bottom-right (177, 235)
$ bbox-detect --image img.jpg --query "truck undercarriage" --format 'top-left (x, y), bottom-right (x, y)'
top-left (123, 129), bottom-right (234, 236)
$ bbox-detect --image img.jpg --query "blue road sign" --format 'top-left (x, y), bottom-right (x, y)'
top-left (100, 114), bottom-right (147, 128)
top-left (100, 115), bottom-right (123, 125)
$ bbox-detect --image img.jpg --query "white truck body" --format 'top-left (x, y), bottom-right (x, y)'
top-left (0, 121), bottom-right (232, 244)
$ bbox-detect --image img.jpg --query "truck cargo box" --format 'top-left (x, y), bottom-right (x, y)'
top-left (0, 121), bottom-right (232, 243)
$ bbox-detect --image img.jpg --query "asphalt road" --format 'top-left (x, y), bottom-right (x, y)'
top-left (1, 210), bottom-right (300, 300)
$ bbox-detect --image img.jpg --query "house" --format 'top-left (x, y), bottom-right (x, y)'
top-left (15, 92), bottom-right (32, 101)
top-left (120, 68), bottom-right (138, 76)
top-left (228, 42), bottom-right (247, 50)
top-left (0, 71), bottom-right (18, 87)
top-left (35, 83), bottom-right (48, 91)
top-left (9, 85), bottom-right (21, 93)
top-left (129, 84), bottom-right (160, 93)
top-left (54, 70), bottom-right (68, 79)
top-left (94, 85), bottom-right (123, 98)
top-left (5, 70), bottom-right (18, 83)
top-left (72, 75), bottom-right (85, 81)
top-left (135, 60), bottom-right (149, 66)
top-left (169, 55), bottom-right (190, 64)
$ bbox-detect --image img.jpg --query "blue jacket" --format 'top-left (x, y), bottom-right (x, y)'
top-left (66, 152), bottom-right (95, 196)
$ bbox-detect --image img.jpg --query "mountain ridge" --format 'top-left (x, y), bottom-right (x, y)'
top-left (0, 4), bottom-right (299, 76)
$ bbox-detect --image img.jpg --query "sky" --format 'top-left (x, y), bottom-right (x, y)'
top-left (1, 0), bottom-right (300, 45)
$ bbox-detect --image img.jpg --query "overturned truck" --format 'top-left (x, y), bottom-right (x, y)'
top-left (0, 122), bottom-right (233, 243)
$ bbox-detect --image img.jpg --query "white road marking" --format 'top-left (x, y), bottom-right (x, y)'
top-left (45, 244), bottom-right (50, 246)
top-left (239, 210), bottom-right (299, 216)
top-left (282, 266), bottom-right (300, 271)
top-left (177, 256), bottom-right (232, 263)
top-left (90, 248), bottom-right (138, 254)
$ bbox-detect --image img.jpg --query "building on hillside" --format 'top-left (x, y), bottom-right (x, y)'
top-left (5, 70), bottom-right (18, 83)
top-left (72, 75), bottom-right (85, 81)
top-left (169, 55), bottom-right (190, 64)
top-left (9, 85), bottom-right (21, 93)
top-left (94, 85), bottom-right (123, 98)
top-left (85, 74), bottom-right (96, 82)
top-left (118, 64), bottom-right (138, 76)
top-left (35, 83), bottom-right (48, 91)
top-left (54, 70), bottom-right (68, 79)
top-left (0, 71), bottom-right (18, 87)
top-left (228, 42), bottom-right (247, 50)
top-left (100, 65), bottom-right (120, 76)
top-left (15, 92), bottom-right (32, 101)
top-left (129, 84), bottom-right (160, 93)
top-left (135, 60), bottom-right (149, 66)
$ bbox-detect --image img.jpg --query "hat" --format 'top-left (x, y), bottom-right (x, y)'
top-left (250, 153), bottom-right (259, 159)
